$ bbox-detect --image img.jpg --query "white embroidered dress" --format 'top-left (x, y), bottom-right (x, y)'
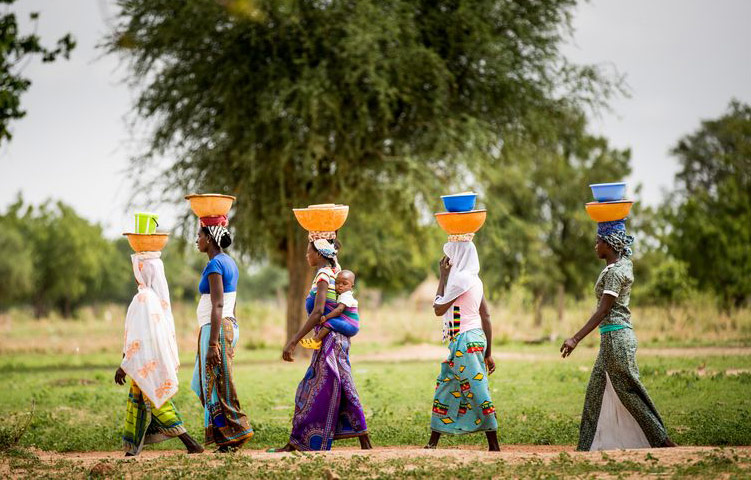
top-left (121, 252), bottom-right (180, 408)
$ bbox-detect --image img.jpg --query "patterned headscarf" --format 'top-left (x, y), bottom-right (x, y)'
top-left (312, 238), bottom-right (338, 260)
top-left (597, 220), bottom-right (634, 257)
top-left (200, 215), bottom-right (231, 248)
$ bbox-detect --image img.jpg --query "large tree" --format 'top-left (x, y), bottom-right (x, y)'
top-left (109, 0), bottom-right (617, 339)
top-left (665, 100), bottom-right (751, 307)
top-left (0, 0), bottom-right (75, 144)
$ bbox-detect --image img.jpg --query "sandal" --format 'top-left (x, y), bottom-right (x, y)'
top-left (300, 338), bottom-right (322, 350)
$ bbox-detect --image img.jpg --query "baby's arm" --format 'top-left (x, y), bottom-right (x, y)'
top-left (321, 303), bottom-right (347, 323)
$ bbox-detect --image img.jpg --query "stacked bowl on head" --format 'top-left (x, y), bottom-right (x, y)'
top-left (292, 203), bottom-right (349, 238)
top-left (435, 192), bottom-right (486, 237)
top-left (123, 211), bottom-right (169, 253)
top-left (185, 193), bottom-right (236, 219)
top-left (585, 182), bottom-right (633, 222)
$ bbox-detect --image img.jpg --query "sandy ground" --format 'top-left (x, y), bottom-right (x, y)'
top-left (29, 445), bottom-right (751, 467)
top-left (353, 344), bottom-right (751, 363)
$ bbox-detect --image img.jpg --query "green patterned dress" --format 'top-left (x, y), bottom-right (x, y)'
top-left (577, 258), bottom-right (669, 451)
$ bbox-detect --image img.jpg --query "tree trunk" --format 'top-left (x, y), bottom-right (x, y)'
top-left (533, 292), bottom-right (544, 327)
top-left (285, 233), bottom-right (312, 344)
top-left (556, 283), bottom-right (565, 323)
top-left (33, 295), bottom-right (47, 319)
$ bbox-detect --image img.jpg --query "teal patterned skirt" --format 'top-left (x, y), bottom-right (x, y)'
top-left (430, 329), bottom-right (498, 435)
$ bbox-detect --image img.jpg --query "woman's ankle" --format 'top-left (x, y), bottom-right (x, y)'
top-left (485, 430), bottom-right (500, 451)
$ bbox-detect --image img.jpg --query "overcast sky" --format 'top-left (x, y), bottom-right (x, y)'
top-left (2, 0), bottom-right (750, 238)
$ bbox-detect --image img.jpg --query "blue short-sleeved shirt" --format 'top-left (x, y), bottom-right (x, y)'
top-left (198, 253), bottom-right (239, 294)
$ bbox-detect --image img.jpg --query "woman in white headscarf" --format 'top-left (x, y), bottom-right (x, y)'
top-left (425, 235), bottom-right (499, 450)
top-left (114, 252), bottom-right (203, 456)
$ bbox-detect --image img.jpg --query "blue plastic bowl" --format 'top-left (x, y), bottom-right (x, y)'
top-left (589, 182), bottom-right (626, 202)
top-left (441, 193), bottom-right (477, 212)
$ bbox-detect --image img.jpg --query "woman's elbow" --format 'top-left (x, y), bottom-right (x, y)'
top-left (213, 302), bottom-right (224, 311)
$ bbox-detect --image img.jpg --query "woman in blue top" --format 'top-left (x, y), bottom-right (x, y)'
top-left (191, 222), bottom-right (253, 452)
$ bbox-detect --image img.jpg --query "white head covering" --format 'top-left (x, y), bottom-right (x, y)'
top-left (435, 241), bottom-right (482, 341)
top-left (121, 252), bottom-right (180, 408)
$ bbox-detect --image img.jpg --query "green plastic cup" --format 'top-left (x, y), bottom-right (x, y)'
top-left (134, 212), bottom-right (159, 234)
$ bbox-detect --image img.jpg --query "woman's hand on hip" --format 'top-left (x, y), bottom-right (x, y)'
top-left (282, 341), bottom-right (296, 362)
top-left (560, 337), bottom-right (578, 358)
top-left (114, 367), bottom-right (127, 385)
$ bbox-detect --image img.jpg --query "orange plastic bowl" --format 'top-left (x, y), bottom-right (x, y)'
top-left (184, 194), bottom-right (236, 217)
top-left (293, 205), bottom-right (349, 231)
top-left (435, 210), bottom-right (487, 234)
top-left (585, 201), bottom-right (634, 222)
top-left (123, 233), bottom-right (169, 253)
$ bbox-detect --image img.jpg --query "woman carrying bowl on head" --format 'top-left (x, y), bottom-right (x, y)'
top-left (271, 235), bottom-right (371, 452)
top-left (426, 233), bottom-right (499, 451)
top-left (115, 250), bottom-right (203, 456)
top-left (560, 220), bottom-right (677, 450)
top-left (191, 216), bottom-right (253, 452)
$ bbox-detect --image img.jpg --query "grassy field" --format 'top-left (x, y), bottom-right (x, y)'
top-left (1, 300), bottom-right (750, 477)
top-left (1, 345), bottom-right (750, 453)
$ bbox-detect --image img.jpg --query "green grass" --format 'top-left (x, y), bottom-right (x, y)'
top-left (0, 344), bottom-right (749, 452)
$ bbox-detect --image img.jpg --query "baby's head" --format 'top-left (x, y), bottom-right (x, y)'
top-left (335, 270), bottom-right (355, 295)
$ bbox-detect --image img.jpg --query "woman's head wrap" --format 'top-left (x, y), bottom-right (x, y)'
top-left (311, 237), bottom-right (340, 271)
top-left (200, 215), bottom-right (231, 248)
top-left (597, 220), bottom-right (634, 257)
top-left (312, 238), bottom-right (338, 260)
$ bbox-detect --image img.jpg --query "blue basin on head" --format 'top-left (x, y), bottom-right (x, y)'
top-left (589, 182), bottom-right (626, 202)
top-left (441, 193), bottom-right (477, 212)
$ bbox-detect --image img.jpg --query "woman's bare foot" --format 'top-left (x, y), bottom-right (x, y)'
top-left (267, 443), bottom-right (296, 453)
top-left (425, 431), bottom-right (441, 449)
top-left (179, 432), bottom-right (204, 454)
top-left (662, 438), bottom-right (678, 448)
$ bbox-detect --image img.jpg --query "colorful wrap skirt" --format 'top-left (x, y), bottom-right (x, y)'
top-left (578, 328), bottom-right (668, 450)
top-left (122, 381), bottom-right (186, 455)
top-left (191, 317), bottom-right (254, 447)
top-left (431, 328), bottom-right (498, 435)
top-left (289, 292), bottom-right (368, 451)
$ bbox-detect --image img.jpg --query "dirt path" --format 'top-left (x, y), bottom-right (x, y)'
top-left (354, 344), bottom-right (751, 363)
top-left (32, 445), bottom-right (751, 467)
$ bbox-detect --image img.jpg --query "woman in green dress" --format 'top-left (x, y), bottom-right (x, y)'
top-left (560, 220), bottom-right (677, 451)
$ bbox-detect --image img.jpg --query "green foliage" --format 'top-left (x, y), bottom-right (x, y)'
top-left (0, 199), bottom-right (284, 315)
top-left (237, 264), bottom-right (288, 298)
top-left (635, 252), bottom-right (696, 305)
top-left (479, 110), bottom-right (631, 300)
top-left (0, 219), bottom-right (33, 307)
top-left (0, 0), bottom-right (75, 144)
top-left (665, 100), bottom-right (751, 308)
top-left (0, 402), bottom-right (33, 452)
top-left (0, 198), bottom-right (125, 317)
